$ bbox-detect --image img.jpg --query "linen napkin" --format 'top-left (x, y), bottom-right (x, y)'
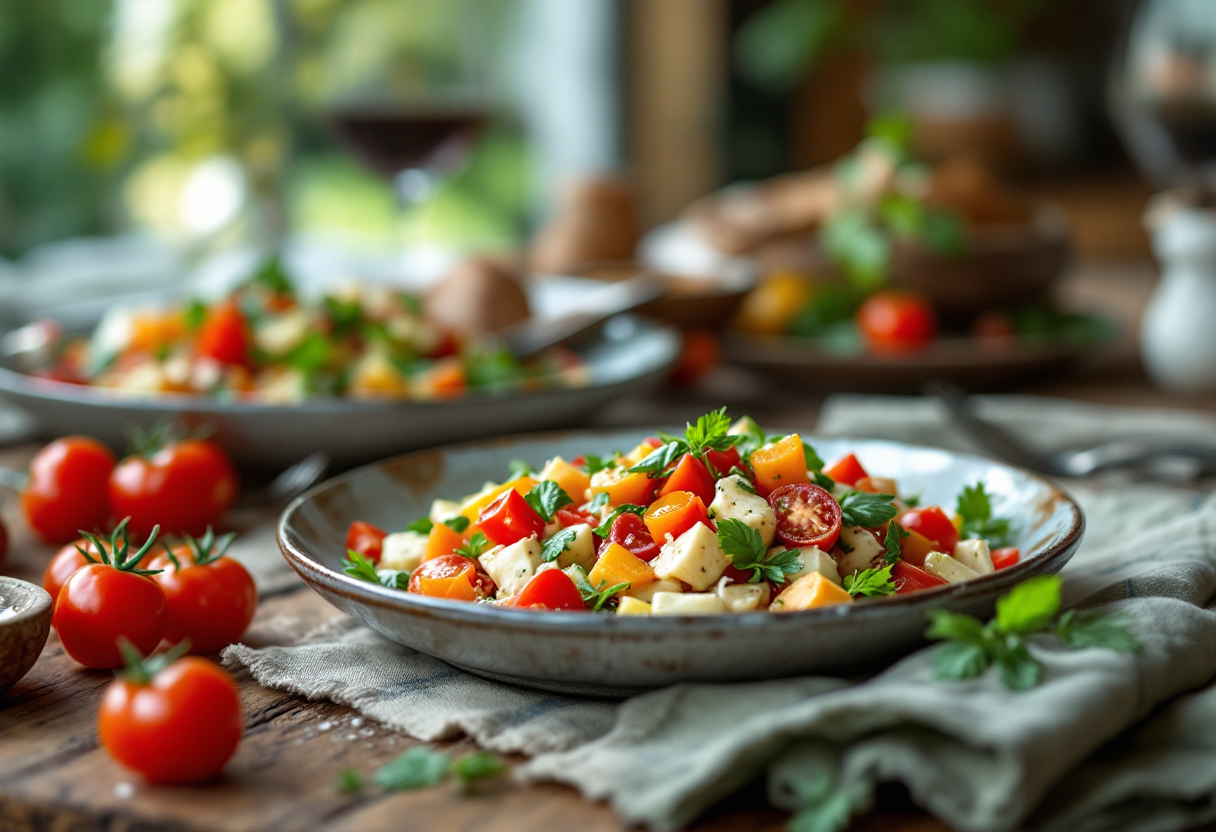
top-left (224, 395), bottom-right (1216, 832)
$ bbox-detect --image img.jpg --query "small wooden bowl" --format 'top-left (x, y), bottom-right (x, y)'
top-left (0, 577), bottom-right (52, 695)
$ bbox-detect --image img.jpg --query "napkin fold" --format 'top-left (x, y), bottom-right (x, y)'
top-left (224, 395), bottom-right (1216, 831)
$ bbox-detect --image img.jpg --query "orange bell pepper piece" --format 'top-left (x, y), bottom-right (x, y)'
top-left (424, 522), bottom-right (468, 562)
top-left (589, 467), bottom-right (654, 507)
top-left (644, 491), bottom-right (712, 544)
top-left (538, 457), bottom-right (591, 504)
top-left (587, 543), bottom-right (655, 592)
top-left (750, 434), bottom-right (809, 495)
top-left (770, 571), bottom-right (852, 612)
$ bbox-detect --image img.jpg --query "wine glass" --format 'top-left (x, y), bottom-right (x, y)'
top-left (320, 0), bottom-right (490, 224)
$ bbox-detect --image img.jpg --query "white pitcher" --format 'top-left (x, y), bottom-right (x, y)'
top-left (1142, 192), bottom-right (1216, 392)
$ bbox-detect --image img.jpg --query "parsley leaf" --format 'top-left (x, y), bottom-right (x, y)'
top-left (582, 454), bottom-right (612, 475)
top-left (994, 575), bottom-right (1061, 635)
top-left (626, 441), bottom-right (686, 476)
top-left (933, 640), bottom-right (991, 681)
top-left (406, 517), bottom-right (434, 534)
top-left (812, 471), bottom-right (836, 490)
top-left (717, 518), bottom-right (802, 584)
top-left (184, 299), bottom-right (207, 331)
top-left (455, 532), bottom-right (491, 558)
top-left (685, 407), bottom-right (740, 453)
top-left (837, 491), bottom-right (898, 528)
top-left (443, 516), bottom-right (470, 534)
top-left (374, 747), bottom-right (450, 791)
top-left (342, 550), bottom-right (409, 589)
top-left (249, 256), bottom-right (295, 296)
top-left (994, 639), bottom-right (1042, 690)
top-left (843, 563), bottom-right (896, 597)
top-left (524, 481), bottom-right (573, 523)
top-left (784, 769), bottom-right (867, 832)
top-left (592, 504), bottom-right (647, 538)
top-left (508, 459), bottom-right (536, 479)
top-left (451, 751), bottom-right (506, 791)
top-left (1054, 610), bottom-right (1142, 653)
top-left (569, 567), bottom-right (630, 611)
top-left (802, 441), bottom-right (825, 472)
top-left (883, 520), bottom-right (909, 564)
top-left (956, 482), bottom-right (1015, 546)
top-left (336, 767), bottom-right (363, 794)
top-left (541, 528), bottom-right (578, 563)
top-left (587, 491), bottom-right (610, 512)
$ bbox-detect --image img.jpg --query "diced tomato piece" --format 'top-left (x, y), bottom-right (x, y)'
top-left (408, 555), bottom-right (495, 601)
top-left (644, 491), bottom-right (714, 544)
top-left (891, 561), bottom-right (947, 594)
top-left (991, 547), bottom-right (1020, 570)
top-left (512, 569), bottom-right (584, 611)
top-left (658, 454), bottom-right (716, 505)
top-left (705, 446), bottom-right (743, 478)
top-left (601, 511), bottom-right (660, 562)
top-left (823, 453), bottom-right (868, 487)
top-left (196, 301), bottom-right (252, 368)
top-left (555, 507), bottom-right (598, 528)
top-left (898, 506), bottom-right (959, 555)
top-left (345, 521), bottom-right (388, 563)
top-left (477, 488), bottom-right (546, 547)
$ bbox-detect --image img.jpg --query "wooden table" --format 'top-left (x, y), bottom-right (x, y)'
top-left (2, 259), bottom-right (1214, 832)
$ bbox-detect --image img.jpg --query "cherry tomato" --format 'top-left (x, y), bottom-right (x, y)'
top-left (898, 506), bottom-right (959, 555)
top-left (512, 569), bottom-right (584, 611)
top-left (705, 446), bottom-right (743, 478)
top-left (768, 483), bottom-right (842, 551)
top-left (346, 521), bottom-right (388, 563)
top-left (476, 488), bottom-right (545, 547)
top-left (891, 561), bottom-right (947, 594)
top-left (22, 436), bottom-right (116, 544)
top-left (555, 507), bottom-right (598, 528)
top-left (644, 491), bottom-right (713, 544)
top-left (823, 453), bottom-right (869, 487)
top-left (43, 538), bottom-right (101, 605)
top-left (109, 437), bottom-right (239, 538)
top-left (196, 301), bottom-right (252, 367)
top-left (602, 511), bottom-right (660, 562)
top-left (408, 554), bottom-right (495, 601)
top-left (148, 534), bottom-right (257, 655)
top-left (55, 559), bottom-right (168, 669)
top-left (669, 330), bottom-right (719, 386)
top-left (658, 454), bottom-right (716, 505)
top-left (99, 650), bottom-right (242, 784)
top-left (991, 547), bottom-right (1020, 570)
top-left (857, 290), bottom-right (937, 354)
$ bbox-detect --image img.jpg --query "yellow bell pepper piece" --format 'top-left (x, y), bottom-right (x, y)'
top-left (538, 457), bottom-right (591, 504)
top-left (770, 572), bottom-right (852, 612)
top-left (588, 543), bottom-right (656, 593)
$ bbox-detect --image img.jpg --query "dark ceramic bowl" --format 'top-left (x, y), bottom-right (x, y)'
top-left (278, 429), bottom-right (1084, 696)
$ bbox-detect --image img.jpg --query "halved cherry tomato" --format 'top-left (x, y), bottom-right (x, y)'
top-left (824, 453), bottom-right (868, 487)
top-left (891, 561), bottom-right (947, 594)
top-left (856, 290), bottom-right (937, 354)
top-left (22, 436), bottom-right (116, 544)
top-left (44, 538), bottom-right (101, 605)
top-left (768, 483), bottom-right (842, 551)
top-left (55, 563), bottom-right (168, 669)
top-left (555, 507), bottom-right (598, 528)
top-left (109, 437), bottom-right (239, 539)
top-left (99, 650), bottom-right (242, 784)
top-left (658, 454), bottom-right (716, 505)
top-left (602, 511), bottom-right (660, 562)
top-left (899, 506), bottom-right (959, 555)
top-left (512, 569), bottom-right (584, 611)
top-left (751, 434), bottom-right (810, 495)
top-left (148, 536), bottom-right (258, 655)
top-left (644, 491), bottom-right (713, 544)
top-left (346, 521), bottom-right (388, 562)
top-left (477, 488), bottom-right (545, 547)
top-left (991, 547), bottom-right (1020, 570)
top-left (407, 554), bottom-right (495, 601)
top-left (196, 301), bottom-right (252, 367)
top-left (705, 446), bottom-right (743, 478)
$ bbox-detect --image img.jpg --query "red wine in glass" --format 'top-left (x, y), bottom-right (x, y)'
top-left (326, 104), bottom-right (488, 180)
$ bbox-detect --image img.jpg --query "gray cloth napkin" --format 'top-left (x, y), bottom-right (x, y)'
top-left (224, 395), bottom-right (1216, 832)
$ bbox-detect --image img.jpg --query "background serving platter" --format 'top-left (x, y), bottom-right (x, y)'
top-left (278, 429), bottom-right (1084, 696)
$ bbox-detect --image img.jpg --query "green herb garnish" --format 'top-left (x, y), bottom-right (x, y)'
top-left (716, 518), bottom-right (802, 585)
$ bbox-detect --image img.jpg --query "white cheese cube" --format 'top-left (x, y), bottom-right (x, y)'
top-left (479, 536), bottom-right (543, 597)
top-left (378, 531), bottom-right (429, 573)
top-left (708, 475), bottom-right (777, 547)
top-left (953, 539), bottom-right (994, 575)
top-left (651, 592), bottom-right (725, 616)
top-left (552, 523), bottom-right (595, 570)
top-left (924, 551), bottom-right (980, 584)
top-left (617, 597), bottom-right (652, 616)
top-left (428, 499), bottom-right (462, 524)
top-left (716, 578), bottom-right (771, 613)
top-left (626, 578), bottom-right (684, 603)
top-left (836, 526), bottom-right (884, 579)
top-left (651, 523), bottom-right (729, 591)
top-left (255, 309), bottom-right (312, 356)
top-left (785, 546), bottom-right (842, 586)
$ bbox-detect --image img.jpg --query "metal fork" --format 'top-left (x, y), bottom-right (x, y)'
top-left (925, 380), bottom-right (1216, 478)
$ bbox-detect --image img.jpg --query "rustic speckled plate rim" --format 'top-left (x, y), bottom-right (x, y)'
top-left (277, 429), bottom-right (1085, 632)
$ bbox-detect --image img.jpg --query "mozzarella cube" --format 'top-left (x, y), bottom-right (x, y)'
top-left (708, 475), bottom-right (777, 547)
top-left (785, 546), bottom-right (842, 586)
top-left (550, 523), bottom-right (596, 570)
top-left (255, 309), bottom-right (312, 356)
top-left (836, 526), bottom-right (884, 579)
top-left (480, 536), bottom-right (543, 597)
top-left (626, 578), bottom-right (684, 603)
top-left (651, 592), bottom-right (725, 616)
top-left (428, 499), bottom-right (462, 524)
top-left (924, 551), bottom-right (980, 584)
top-left (617, 597), bottom-right (652, 616)
top-left (717, 578), bottom-right (771, 613)
top-left (953, 539), bottom-right (994, 575)
top-left (651, 523), bottom-right (729, 590)
top-left (378, 531), bottom-right (429, 573)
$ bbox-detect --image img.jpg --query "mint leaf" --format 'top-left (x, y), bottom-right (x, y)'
top-left (883, 520), bottom-right (909, 564)
top-left (541, 528), bottom-right (578, 563)
top-left (406, 517), bottom-right (434, 534)
top-left (592, 504), bottom-right (647, 538)
top-left (374, 747), bottom-right (449, 791)
top-left (451, 751), bottom-right (505, 791)
top-left (455, 532), bottom-right (491, 558)
top-left (843, 563), bottom-right (896, 597)
top-left (995, 575), bottom-right (1061, 635)
top-left (443, 516), bottom-right (470, 534)
top-left (1054, 610), bottom-right (1141, 653)
top-left (837, 491), bottom-right (897, 528)
top-left (933, 640), bottom-right (991, 681)
top-left (524, 481), bottom-right (573, 523)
